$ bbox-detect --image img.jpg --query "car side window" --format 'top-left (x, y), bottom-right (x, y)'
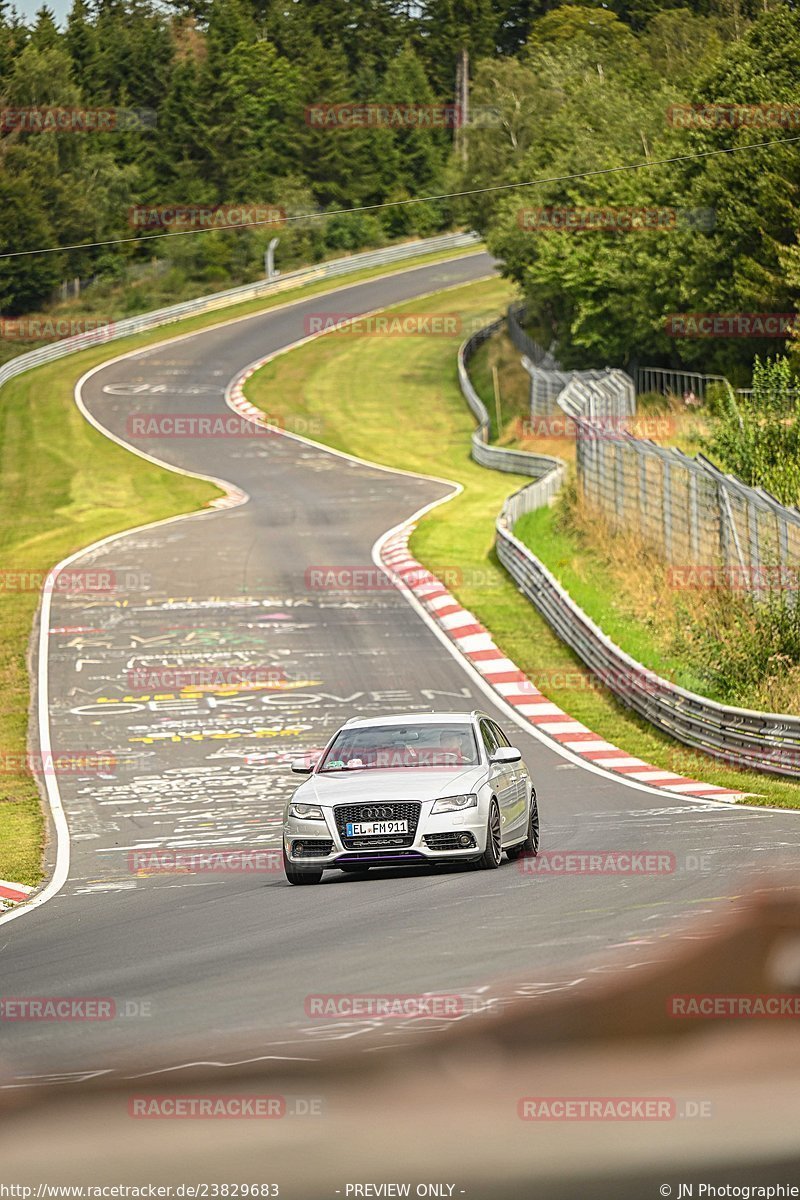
top-left (489, 720), bottom-right (511, 748)
top-left (480, 720), bottom-right (500, 759)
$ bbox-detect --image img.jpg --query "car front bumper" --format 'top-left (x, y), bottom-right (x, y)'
top-left (283, 803), bottom-right (488, 868)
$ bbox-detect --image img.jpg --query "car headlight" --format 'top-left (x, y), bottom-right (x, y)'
top-left (431, 793), bottom-right (478, 814)
top-left (289, 802), bottom-right (325, 821)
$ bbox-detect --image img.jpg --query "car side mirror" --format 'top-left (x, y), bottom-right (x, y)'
top-left (291, 759), bottom-right (316, 774)
top-left (490, 746), bottom-right (522, 765)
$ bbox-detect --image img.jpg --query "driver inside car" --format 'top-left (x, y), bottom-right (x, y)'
top-left (437, 730), bottom-right (471, 764)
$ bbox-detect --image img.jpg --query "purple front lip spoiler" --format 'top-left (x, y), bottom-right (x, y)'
top-left (333, 852), bottom-right (427, 865)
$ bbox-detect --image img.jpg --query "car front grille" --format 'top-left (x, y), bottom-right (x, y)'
top-left (334, 802), bottom-right (421, 850)
top-left (424, 832), bottom-right (477, 851)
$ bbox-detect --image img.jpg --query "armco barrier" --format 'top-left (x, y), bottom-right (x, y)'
top-left (458, 317), bottom-right (564, 483)
top-left (461, 314), bottom-right (800, 779)
top-left (0, 231), bottom-right (481, 393)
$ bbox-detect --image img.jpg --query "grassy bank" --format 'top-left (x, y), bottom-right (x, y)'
top-left (243, 282), bottom-right (800, 809)
top-left (0, 242), bottom-right (483, 887)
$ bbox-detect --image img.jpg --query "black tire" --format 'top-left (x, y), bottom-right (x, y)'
top-left (340, 863), bottom-right (370, 874)
top-left (506, 790), bottom-right (540, 861)
top-left (283, 847), bottom-right (323, 885)
top-left (476, 800), bottom-right (502, 870)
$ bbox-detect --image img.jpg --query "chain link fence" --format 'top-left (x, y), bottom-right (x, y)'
top-left (522, 362), bottom-right (800, 596)
top-left (507, 301), bottom-right (557, 368)
top-left (459, 318), bottom-right (564, 482)
top-left (459, 311), bottom-right (800, 776)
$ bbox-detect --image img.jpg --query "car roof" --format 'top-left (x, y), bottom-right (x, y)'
top-left (342, 711), bottom-right (484, 729)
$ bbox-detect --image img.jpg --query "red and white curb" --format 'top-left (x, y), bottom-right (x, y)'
top-left (380, 530), bottom-right (746, 801)
top-left (229, 371), bottom-right (276, 426)
top-left (0, 879), bottom-right (35, 911)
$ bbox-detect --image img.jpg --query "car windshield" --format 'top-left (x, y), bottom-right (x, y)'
top-left (319, 722), bottom-right (480, 771)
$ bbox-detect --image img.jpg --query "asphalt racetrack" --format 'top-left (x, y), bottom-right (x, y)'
top-left (2, 251), bottom-right (798, 1088)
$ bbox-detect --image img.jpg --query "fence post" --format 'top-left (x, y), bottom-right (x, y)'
top-left (779, 513), bottom-right (791, 601)
top-left (688, 470), bottom-right (700, 560)
top-left (747, 498), bottom-right (761, 599)
top-left (615, 443), bottom-right (625, 520)
top-left (719, 479), bottom-right (731, 572)
top-left (662, 458), bottom-right (673, 561)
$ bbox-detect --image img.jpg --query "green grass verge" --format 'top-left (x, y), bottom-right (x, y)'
top-left (0, 242), bottom-right (485, 888)
top-left (243, 279), bottom-right (800, 810)
top-left (513, 505), bottom-right (715, 697)
top-left (0, 344), bottom-right (216, 886)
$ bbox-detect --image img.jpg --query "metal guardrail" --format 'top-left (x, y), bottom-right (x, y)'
top-left (0, 231), bottom-right (482, 394)
top-left (462, 312), bottom-right (800, 779)
top-left (458, 318), bottom-right (563, 482)
top-left (495, 510), bottom-right (800, 778)
top-left (634, 365), bottom-right (729, 399)
top-left (634, 365), bottom-right (753, 400)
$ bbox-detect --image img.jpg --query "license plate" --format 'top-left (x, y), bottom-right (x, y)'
top-left (346, 819), bottom-right (408, 837)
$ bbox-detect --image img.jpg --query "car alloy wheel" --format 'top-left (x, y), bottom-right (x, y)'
top-left (507, 790), bottom-right (539, 861)
top-left (477, 800), bottom-right (502, 870)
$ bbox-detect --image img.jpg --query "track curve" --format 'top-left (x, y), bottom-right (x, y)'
top-left (2, 252), bottom-right (798, 1088)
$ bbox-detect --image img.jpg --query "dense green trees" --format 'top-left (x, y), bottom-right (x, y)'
top-left (704, 357), bottom-right (800, 503)
top-left (463, 4), bottom-right (800, 376)
top-left (1, 0), bottom-right (800, 381)
top-left (0, 0), bottom-right (463, 313)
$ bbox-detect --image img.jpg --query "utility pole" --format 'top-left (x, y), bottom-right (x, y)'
top-left (264, 237), bottom-right (280, 280)
top-left (492, 364), bottom-right (502, 436)
top-left (454, 47), bottom-right (469, 164)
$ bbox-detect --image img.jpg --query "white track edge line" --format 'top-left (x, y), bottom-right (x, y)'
top-left (0, 251), bottom-right (490, 927)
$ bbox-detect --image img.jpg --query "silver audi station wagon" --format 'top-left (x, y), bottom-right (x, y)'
top-left (283, 711), bottom-right (539, 884)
